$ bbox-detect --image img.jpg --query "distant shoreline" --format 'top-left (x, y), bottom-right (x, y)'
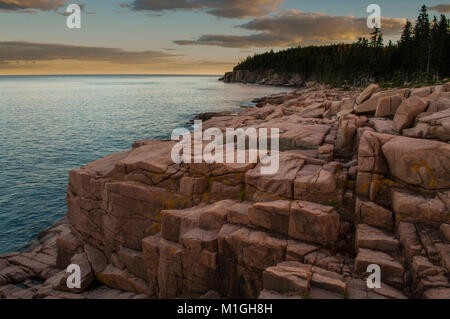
top-left (0, 74), bottom-right (222, 77)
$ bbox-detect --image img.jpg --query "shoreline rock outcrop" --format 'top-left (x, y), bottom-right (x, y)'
top-left (220, 70), bottom-right (304, 87)
top-left (1, 81), bottom-right (450, 299)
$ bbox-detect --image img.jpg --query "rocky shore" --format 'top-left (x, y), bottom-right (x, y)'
top-left (1, 82), bottom-right (450, 299)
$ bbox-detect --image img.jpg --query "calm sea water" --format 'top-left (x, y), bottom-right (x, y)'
top-left (0, 75), bottom-right (288, 253)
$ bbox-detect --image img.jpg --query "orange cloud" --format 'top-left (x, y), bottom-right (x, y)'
top-left (429, 4), bottom-right (450, 13)
top-left (0, 0), bottom-right (66, 11)
top-left (123, 0), bottom-right (285, 18)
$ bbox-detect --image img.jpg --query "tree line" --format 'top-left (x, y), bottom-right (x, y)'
top-left (234, 5), bottom-right (450, 86)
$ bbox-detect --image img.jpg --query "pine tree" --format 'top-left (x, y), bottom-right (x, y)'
top-left (377, 32), bottom-right (384, 47)
top-left (414, 5), bottom-right (431, 75)
top-left (415, 5), bottom-right (431, 38)
top-left (430, 16), bottom-right (439, 79)
top-left (400, 20), bottom-right (413, 44)
top-left (370, 28), bottom-right (383, 47)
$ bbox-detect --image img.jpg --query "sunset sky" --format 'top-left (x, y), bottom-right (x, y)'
top-left (0, 0), bottom-right (449, 75)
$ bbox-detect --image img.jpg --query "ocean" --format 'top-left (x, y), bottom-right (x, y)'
top-left (0, 75), bottom-right (289, 253)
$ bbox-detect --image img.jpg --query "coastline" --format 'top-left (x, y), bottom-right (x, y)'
top-left (14, 86), bottom-right (280, 254)
top-left (1, 82), bottom-right (450, 299)
top-left (14, 82), bottom-right (292, 254)
top-left (0, 75), bottom-right (289, 254)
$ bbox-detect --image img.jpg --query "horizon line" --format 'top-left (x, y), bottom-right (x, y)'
top-left (0, 73), bottom-right (223, 77)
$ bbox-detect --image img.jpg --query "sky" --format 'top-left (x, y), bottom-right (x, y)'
top-left (0, 0), bottom-right (449, 75)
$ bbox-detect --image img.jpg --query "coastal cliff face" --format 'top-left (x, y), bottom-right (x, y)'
top-left (220, 70), bottom-right (305, 87)
top-left (2, 83), bottom-right (450, 299)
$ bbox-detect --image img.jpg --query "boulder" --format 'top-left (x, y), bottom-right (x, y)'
top-left (341, 98), bottom-right (355, 111)
top-left (181, 228), bottom-right (219, 252)
top-left (335, 114), bottom-right (366, 157)
top-left (402, 122), bottom-right (431, 138)
top-left (63, 252), bottom-right (94, 293)
top-left (355, 248), bottom-right (404, 284)
top-left (286, 240), bottom-right (320, 262)
top-left (161, 205), bottom-right (203, 243)
top-left (294, 165), bottom-right (344, 206)
top-left (245, 153), bottom-right (305, 199)
top-left (180, 176), bottom-right (209, 196)
top-left (318, 144), bottom-right (334, 161)
top-left (356, 224), bottom-right (399, 253)
top-left (199, 200), bottom-right (238, 230)
top-left (118, 247), bottom-right (147, 280)
top-left (56, 229), bottom-right (82, 269)
top-left (427, 96), bottom-right (450, 113)
top-left (370, 119), bottom-right (396, 135)
top-left (210, 182), bottom-right (242, 201)
top-left (119, 140), bottom-right (177, 176)
top-left (102, 182), bottom-right (191, 250)
top-left (411, 255), bottom-right (442, 280)
top-left (375, 94), bottom-right (403, 117)
top-left (227, 202), bottom-right (251, 226)
top-left (218, 226), bottom-right (287, 271)
top-left (382, 136), bottom-right (450, 190)
top-left (311, 267), bottom-right (347, 294)
top-left (280, 125), bottom-right (330, 150)
top-left (289, 201), bottom-right (340, 246)
top-left (0, 263), bottom-right (33, 283)
top-left (411, 87), bottom-right (432, 98)
top-left (299, 103), bottom-right (326, 118)
top-left (393, 96), bottom-right (429, 132)
top-left (6, 254), bottom-right (53, 278)
top-left (356, 84), bottom-right (379, 105)
top-left (97, 264), bottom-right (152, 296)
top-left (249, 201), bottom-right (291, 235)
top-left (355, 197), bottom-right (394, 231)
top-left (392, 190), bottom-right (450, 225)
top-left (330, 101), bottom-right (343, 115)
top-left (263, 262), bottom-right (312, 295)
top-left (84, 244), bottom-right (107, 273)
top-left (416, 108), bottom-right (450, 142)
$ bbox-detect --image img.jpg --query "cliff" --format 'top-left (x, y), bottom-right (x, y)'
top-left (220, 69), bottom-right (305, 87)
top-left (1, 82), bottom-right (450, 299)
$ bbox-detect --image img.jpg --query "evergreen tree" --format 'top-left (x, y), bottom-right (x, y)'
top-left (399, 20), bottom-right (414, 81)
top-left (370, 28), bottom-right (383, 47)
top-left (414, 5), bottom-right (431, 75)
top-left (400, 20), bottom-right (413, 44)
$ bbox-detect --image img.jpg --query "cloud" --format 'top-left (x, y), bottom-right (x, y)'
top-left (0, 0), bottom-right (66, 11)
top-left (174, 33), bottom-right (297, 48)
top-left (429, 4), bottom-right (450, 13)
top-left (0, 8), bottom-right (38, 13)
top-left (123, 0), bottom-right (284, 18)
top-left (0, 41), bottom-right (178, 64)
top-left (54, 3), bottom-right (96, 16)
top-left (175, 10), bottom-right (406, 48)
top-left (239, 11), bottom-right (405, 38)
